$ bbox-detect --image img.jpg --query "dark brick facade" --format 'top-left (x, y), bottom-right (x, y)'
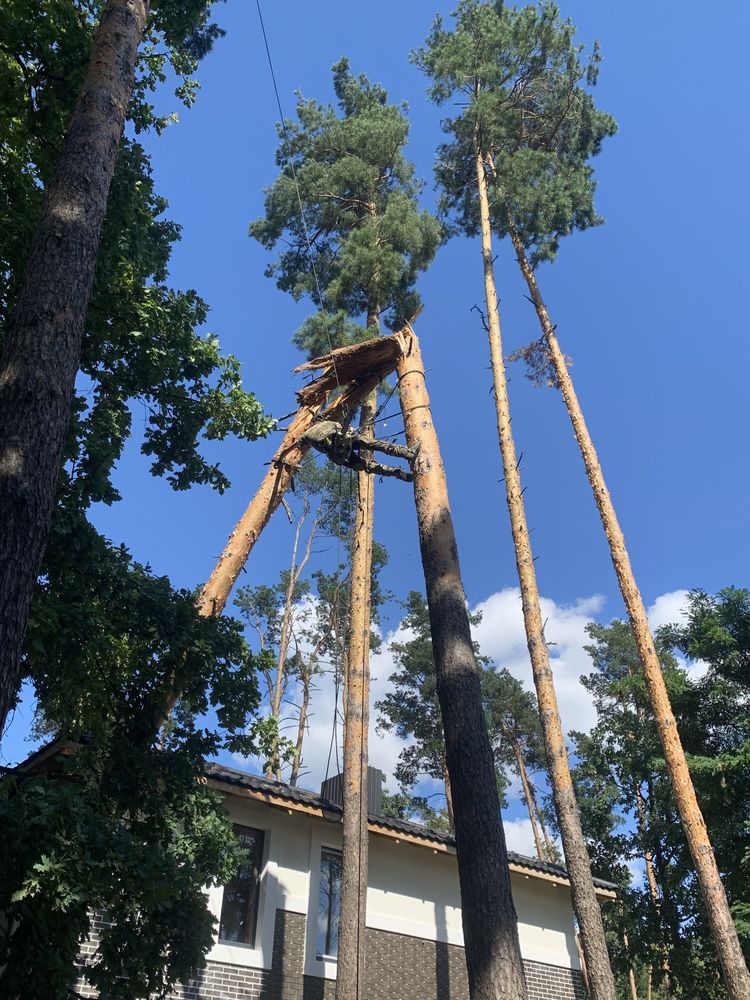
top-left (76, 909), bottom-right (585, 999)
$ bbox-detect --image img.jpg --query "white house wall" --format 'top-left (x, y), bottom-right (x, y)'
top-left (208, 793), bottom-right (580, 978)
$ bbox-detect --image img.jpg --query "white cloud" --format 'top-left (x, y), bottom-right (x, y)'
top-left (502, 817), bottom-right (537, 857)
top-left (646, 590), bottom-right (709, 679)
top-left (647, 589), bottom-right (690, 631)
top-left (471, 588), bottom-right (606, 736)
top-left (235, 587), bottom-right (697, 807)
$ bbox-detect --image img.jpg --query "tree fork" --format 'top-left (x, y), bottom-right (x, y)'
top-left (397, 325), bottom-right (527, 1000)
top-left (506, 212), bottom-right (750, 1000)
top-left (0, 0), bottom-right (150, 736)
top-left (475, 151), bottom-right (617, 1000)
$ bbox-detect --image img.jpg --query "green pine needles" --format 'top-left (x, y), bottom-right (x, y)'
top-left (414, 0), bottom-right (616, 266)
top-left (250, 58), bottom-right (440, 356)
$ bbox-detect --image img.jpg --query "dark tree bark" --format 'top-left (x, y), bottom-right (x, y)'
top-left (0, 0), bottom-right (149, 735)
top-left (397, 326), bottom-right (527, 1000)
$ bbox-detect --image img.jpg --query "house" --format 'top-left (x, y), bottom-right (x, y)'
top-left (76, 762), bottom-right (615, 1000)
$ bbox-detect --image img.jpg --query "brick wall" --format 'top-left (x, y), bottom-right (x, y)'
top-left (76, 909), bottom-right (586, 999)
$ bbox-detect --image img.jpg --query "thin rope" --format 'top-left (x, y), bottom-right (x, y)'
top-left (255, 0), bottom-right (343, 396)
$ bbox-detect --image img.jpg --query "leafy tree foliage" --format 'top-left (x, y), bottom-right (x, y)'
top-left (0, 3), bottom-right (273, 996)
top-left (377, 593), bottom-right (539, 823)
top-left (573, 601), bottom-right (750, 998)
top-left (250, 57), bottom-right (440, 354)
top-left (413, 0), bottom-right (616, 266)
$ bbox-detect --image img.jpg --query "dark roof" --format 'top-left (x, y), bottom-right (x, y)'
top-left (205, 762), bottom-right (618, 892)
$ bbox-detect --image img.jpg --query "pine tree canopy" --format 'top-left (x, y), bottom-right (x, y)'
top-left (249, 58), bottom-right (441, 355)
top-left (413, 0), bottom-right (617, 264)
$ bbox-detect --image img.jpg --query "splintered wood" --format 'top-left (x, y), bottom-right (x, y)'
top-left (197, 326), bottom-right (409, 618)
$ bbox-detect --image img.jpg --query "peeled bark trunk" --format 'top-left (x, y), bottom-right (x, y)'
top-left (475, 151), bottom-right (616, 1000)
top-left (397, 326), bottom-right (527, 1000)
top-left (0, 0), bottom-right (149, 736)
top-left (336, 389), bottom-right (376, 1000)
top-left (506, 213), bottom-right (750, 1000)
top-left (508, 731), bottom-right (545, 861)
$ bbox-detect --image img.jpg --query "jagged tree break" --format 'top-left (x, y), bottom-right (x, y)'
top-left (420, 0), bottom-right (748, 991)
top-left (415, 4), bottom-right (618, 997)
top-left (252, 83), bottom-right (438, 992)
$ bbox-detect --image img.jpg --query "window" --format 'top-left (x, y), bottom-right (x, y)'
top-left (219, 825), bottom-right (265, 947)
top-left (316, 848), bottom-right (342, 959)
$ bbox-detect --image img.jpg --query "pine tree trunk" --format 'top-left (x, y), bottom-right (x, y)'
top-left (505, 214), bottom-right (750, 1000)
top-left (0, 0), bottom-right (149, 736)
top-left (474, 151), bottom-right (616, 1000)
top-left (509, 733), bottom-right (545, 861)
top-left (335, 388), bottom-right (376, 1000)
top-left (397, 326), bottom-right (527, 1000)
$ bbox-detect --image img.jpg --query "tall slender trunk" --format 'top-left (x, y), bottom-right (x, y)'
top-left (623, 928), bottom-right (639, 1000)
top-left (336, 295), bottom-right (379, 1000)
top-left (270, 510), bottom-right (318, 780)
top-left (529, 780), bottom-right (556, 863)
top-left (0, 0), bottom-right (149, 736)
top-left (289, 673), bottom-right (311, 786)
top-left (397, 326), bottom-right (527, 999)
top-left (474, 149), bottom-right (616, 1000)
top-left (266, 515), bottom-right (304, 779)
top-left (505, 212), bottom-right (750, 1000)
top-left (508, 731), bottom-right (545, 861)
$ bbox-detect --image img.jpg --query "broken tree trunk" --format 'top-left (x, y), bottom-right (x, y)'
top-left (397, 325), bottom-right (527, 1000)
top-left (195, 330), bottom-right (405, 620)
top-left (506, 212), bottom-right (750, 1000)
top-left (154, 329), bottom-right (408, 728)
top-left (475, 150), bottom-right (616, 1000)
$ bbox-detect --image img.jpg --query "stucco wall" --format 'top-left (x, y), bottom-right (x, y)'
top-left (211, 793), bottom-right (580, 979)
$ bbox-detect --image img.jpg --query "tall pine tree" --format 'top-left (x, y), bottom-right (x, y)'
top-left (250, 59), bottom-right (438, 1000)
top-left (424, 0), bottom-right (749, 990)
top-left (415, 5), bottom-right (617, 995)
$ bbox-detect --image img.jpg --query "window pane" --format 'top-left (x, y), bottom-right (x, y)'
top-left (316, 849), bottom-right (342, 958)
top-left (219, 826), bottom-right (265, 946)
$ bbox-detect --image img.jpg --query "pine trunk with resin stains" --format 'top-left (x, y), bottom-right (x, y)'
top-left (0, 0), bottom-right (149, 736)
top-left (506, 211), bottom-right (750, 1000)
top-left (475, 151), bottom-right (616, 1000)
top-left (397, 326), bottom-right (527, 1000)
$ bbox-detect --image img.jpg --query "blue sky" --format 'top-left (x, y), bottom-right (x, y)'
top-left (5, 2), bottom-right (750, 849)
